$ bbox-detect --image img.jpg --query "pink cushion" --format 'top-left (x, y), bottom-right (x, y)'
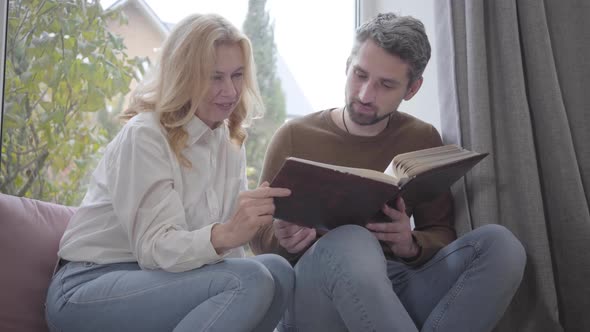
top-left (0, 193), bottom-right (75, 332)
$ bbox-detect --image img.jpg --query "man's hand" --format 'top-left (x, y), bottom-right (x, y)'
top-left (365, 197), bottom-right (420, 259)
top-left (273, 219), bottom-right (316, 254)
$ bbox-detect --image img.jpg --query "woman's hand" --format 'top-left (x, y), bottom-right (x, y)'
top-left (211, 182), bottom-right (291, 253)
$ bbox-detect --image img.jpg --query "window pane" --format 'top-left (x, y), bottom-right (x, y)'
top-left (2, 0), bottom-right (140, 205)
top-left (1, 0), bottom-right (355, 203)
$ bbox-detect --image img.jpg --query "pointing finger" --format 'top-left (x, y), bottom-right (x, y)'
top-left (245, 186), bottom-right (291, 198)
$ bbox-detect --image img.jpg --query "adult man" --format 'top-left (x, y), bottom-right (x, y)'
top-left (251, 13), bottom-right (526, 332)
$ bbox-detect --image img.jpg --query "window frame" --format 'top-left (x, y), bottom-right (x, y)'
top-left (1, 0), bottom-right (7, 152)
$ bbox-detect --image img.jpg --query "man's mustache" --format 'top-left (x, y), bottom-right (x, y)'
top-left (350, 100), bottom-right (377, 112)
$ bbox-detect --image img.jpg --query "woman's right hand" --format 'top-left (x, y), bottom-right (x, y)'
top-left (211, 182), bottom-right (291, 253)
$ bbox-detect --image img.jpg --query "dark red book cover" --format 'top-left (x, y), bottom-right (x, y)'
top-left (270, 153), bottom-right (487, 230)
top-left (270, 160), bottom-right (400, 230)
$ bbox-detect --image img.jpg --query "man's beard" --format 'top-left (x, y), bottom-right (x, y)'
top-left (346, 102), bottom-right (396, 126)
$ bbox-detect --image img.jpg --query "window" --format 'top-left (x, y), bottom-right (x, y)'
top-left (0, 0), bottom-right (355, 203)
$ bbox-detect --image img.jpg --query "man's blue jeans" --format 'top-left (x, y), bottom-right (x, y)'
top-left (45, 254), bottom-right (294, 332)
top-left (282, 224), bottom-right (526, 332)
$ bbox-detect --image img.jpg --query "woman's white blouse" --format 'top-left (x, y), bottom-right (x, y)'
top-left (59, 112), bottom-right (247, 272)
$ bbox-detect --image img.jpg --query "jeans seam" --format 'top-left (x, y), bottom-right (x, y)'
top-left (429, 241), bottom-right (481, 331)
top-left (317, 247), bottom-right (377, 332)
top-left (66, 269), bottom-right (251, 305)
top-left (391, 241), bottom-right (478, 285)
top-left (56, 265), bottom-right (69, 305)
top-left (200, 279), bottom-right (241, 331)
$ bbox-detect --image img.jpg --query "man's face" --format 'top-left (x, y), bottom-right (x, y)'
top-left (344, 39), bottom-right (422, 126)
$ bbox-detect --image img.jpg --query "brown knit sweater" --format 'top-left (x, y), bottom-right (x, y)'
top-left (250, 109), bottom-right (457, 266)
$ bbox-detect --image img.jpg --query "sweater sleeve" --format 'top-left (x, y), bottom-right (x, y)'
top-left (403, 192), bottom-right (456, 266)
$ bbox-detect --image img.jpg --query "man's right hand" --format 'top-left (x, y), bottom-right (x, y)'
top-left (273, 219), bottom-right (317, 254)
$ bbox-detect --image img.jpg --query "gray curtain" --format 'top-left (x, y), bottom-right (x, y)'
top-left (434, 1), bottom-right (590, 331)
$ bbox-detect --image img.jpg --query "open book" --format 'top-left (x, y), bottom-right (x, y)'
top-left (269, 144), bottom-right (488, 230)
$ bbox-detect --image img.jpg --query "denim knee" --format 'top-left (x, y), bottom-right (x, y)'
top-left (255, 254), bottom-right (294, 278)
top-left (255, 254), bottom-right (295, 296)
top-left (299, 224), bottom-right (387, 285)
top-left (317, 224), bottom-right (382, 255)
top-left (477, 224), bottom-right (526, 282)
top-left (230, 259), bottom-right (276, 303)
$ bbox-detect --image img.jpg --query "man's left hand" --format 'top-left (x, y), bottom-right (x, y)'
top-left (365, 197), bottom-right (420, 259)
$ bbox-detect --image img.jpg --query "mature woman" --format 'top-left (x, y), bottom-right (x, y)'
top-left (45, 13), bottom-right (293, 332)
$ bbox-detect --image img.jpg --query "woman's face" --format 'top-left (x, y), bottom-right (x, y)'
top-left (198, 43), bottom-right (245, 128)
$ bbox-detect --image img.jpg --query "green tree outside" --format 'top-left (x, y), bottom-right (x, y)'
top-left (242, 0), bottom-right (287, 188)
top-left (1, 0), bottom-right (139, 205)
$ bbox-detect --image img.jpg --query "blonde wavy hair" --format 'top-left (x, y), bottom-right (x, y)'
top-left (121, 13), bottom-right (264, 167)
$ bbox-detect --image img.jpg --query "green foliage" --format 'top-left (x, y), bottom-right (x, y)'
top-left (243, 0), bottom-right (286, 189)
top-left (1, 0), bottom-right (138, 205)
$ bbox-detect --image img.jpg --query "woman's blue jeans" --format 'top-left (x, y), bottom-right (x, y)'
top-left (45, 254), bottom-right (294, 332)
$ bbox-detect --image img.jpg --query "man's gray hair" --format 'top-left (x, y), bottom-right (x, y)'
top-left (348, 13), bottom-right (431, 84)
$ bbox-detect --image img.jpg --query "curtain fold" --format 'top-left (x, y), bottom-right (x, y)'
top-left (435, 1), bottom-right (590, 331)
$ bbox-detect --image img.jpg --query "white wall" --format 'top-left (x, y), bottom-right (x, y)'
top-left (359, 0), bottom-right (441, 132)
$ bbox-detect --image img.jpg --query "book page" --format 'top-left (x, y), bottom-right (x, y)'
top-left (393, 145), bottom-right (459, 162)
top-left (384, 162), bottom-right (412, 187)
top-left (400, 150), bottom-right (476, 176)
top-left (289, 157), bottom-right (402, 186)
top-left (391, 145), bottom-right (485, 178)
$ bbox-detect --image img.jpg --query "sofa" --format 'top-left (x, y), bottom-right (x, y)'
top-left (0, 193), bottom-right (75, 332)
